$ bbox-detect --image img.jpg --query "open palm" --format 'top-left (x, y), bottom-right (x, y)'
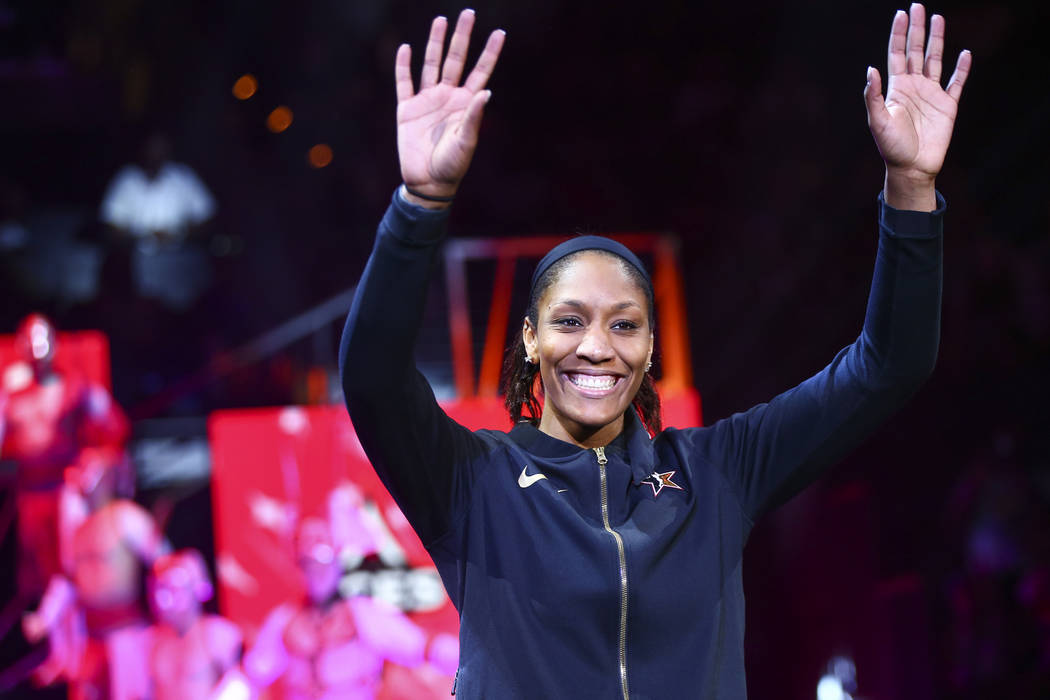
top-left (865, 4), bottom-right (971, 180)
top-left (396, 10), bottom-right (505, 198)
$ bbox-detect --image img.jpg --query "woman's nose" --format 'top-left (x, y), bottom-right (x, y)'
top-left (576, 327), bottom-right (614, 362)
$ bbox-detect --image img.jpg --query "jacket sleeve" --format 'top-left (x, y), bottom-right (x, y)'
top-left (694, 193), bottom-right (945, 522)
top-left (339, 189), bottom-right (487, 547)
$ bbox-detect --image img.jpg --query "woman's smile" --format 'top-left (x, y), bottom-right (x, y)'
top-left (563, 371), bottom-right (623, 396)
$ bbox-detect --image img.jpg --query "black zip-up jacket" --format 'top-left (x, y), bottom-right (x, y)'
top-left (340, 189), bottom-right (945, 699)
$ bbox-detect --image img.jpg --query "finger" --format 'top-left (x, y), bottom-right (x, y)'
top-left (464, 29), bottom-right (506, 93)
top-left (863, 66), bottom-right (889, 134)
top-left (441, 9), bottom-right (476, 86)
top-left (395, 44), bottom-right (414, 103)
top-left (887, 9), bottom-right (908, 77)
top-left (945, 49), bottom-right (972, 102)
top-left (421, 16), bottom-right (448, 90)
top-left (906, 3), bottom-right (926, 74)
top-left (924, 13), bottom-right (945, 82)
top-left (456, 89), bottom-right (492, 146)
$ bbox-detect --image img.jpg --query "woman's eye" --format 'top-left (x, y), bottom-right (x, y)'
top-left (613, 320), bottom-right (639, 330)
top-left (553, 317), bottom-right (582, 327)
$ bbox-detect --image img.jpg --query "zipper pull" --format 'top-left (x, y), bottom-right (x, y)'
top-left (594, 446), bottom-right (607, 465)
top-left (451, 668), bottom-right (459, 695)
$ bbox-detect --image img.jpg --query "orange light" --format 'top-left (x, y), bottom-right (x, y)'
top-left (266, 106), bottom-right (293, 133)
top-left (232, 74), bottom-right (258, 100)
top-left (307, 144), bottom-right (333, 168)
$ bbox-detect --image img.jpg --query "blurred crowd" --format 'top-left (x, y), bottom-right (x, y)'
top-left (0, 128), bottom-right (333, 417)
top-left (0, 315), bottom-right (456, 698)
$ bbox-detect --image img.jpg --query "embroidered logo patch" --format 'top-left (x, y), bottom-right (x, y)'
top-left (640, 470), bottom-right (683, 497)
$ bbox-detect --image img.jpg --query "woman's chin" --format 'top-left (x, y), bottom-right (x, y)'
top-left (558, 403), bottom-right (627, 437)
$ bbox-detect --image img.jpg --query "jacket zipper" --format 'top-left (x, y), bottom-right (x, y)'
top-left (594, 446), bottom-right (629, 700)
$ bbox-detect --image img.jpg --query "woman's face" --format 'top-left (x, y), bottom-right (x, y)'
top-left (149, 562), bottom-right (203, 632)
top-left (524, 252), bottom-right (653, 447)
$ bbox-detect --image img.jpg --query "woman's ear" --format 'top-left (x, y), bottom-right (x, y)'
top-left (522, 319), bottom-right (538, 364)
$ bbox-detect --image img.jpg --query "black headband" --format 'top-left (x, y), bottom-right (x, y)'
top-left (529, 235), bottom-right (652, 300)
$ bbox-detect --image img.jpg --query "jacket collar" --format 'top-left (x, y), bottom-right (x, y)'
top-left (508, 408), bottom-right (656, 483)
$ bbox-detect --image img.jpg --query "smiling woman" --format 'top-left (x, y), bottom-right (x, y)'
top-left (506, 241), bottom-right (658, 448)
top-left (339, 5), bottom-right (970, 698)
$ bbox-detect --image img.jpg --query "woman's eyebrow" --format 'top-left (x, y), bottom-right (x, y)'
top-left (547, 299), bottom-right (643, 314)
top-left (548, 299), bottom-right (585, 310)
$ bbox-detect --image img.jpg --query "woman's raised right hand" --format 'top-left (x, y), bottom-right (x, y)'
top-left (395, 10), bottom-right (505, 203)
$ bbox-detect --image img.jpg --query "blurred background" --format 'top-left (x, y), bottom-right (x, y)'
top-left (0, 0), bottom-right (1047, 698)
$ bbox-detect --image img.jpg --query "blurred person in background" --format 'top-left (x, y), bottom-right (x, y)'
top-left (1, 313), bottom-right (128, 602)
top-left (0, 177), bottom-right (29, 255)
top-left (146, 548), bottom-right (245, 700)
top-left (242, 515), bottom-right (426, 700)
top-left (0, 176), bottom-right (103, 314)
top-left (22, 446), bottom-right (169, 700)
top-left (100, 131), bottom-right (216, 312)
top-left (939, 438), bottom-right (1050, 697)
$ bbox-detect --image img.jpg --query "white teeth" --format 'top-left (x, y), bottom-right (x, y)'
top-left (568, 374), bottom-right (617, 390)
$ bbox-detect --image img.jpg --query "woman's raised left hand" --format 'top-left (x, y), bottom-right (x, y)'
top-left (864, 3), bottom-right (971, 206)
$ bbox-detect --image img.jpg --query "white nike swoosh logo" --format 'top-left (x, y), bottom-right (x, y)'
top-left (518, 466), bottom-right (548, 488)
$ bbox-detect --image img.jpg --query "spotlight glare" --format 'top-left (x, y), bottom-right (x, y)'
top-left (266, 106), bottom-right (293, 133)
top-left (308, 144), bottom-right (333, 168)
top-left (232, 74), bottom-right (258, 100)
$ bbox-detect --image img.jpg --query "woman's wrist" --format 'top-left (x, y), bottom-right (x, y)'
top-left (883, 168), bottom-right (937, 212)
top-left (400, 184), bottom-right (454, 210)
